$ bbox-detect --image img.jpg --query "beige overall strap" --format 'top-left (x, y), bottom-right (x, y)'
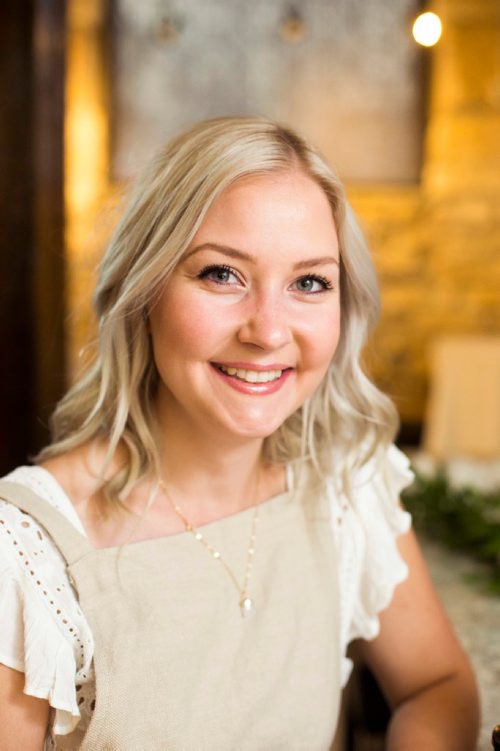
top-left (0, 480), bottom-right (93, 565)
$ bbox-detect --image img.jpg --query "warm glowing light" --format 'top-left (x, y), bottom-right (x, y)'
top-left (412, 12), bottom-right (442, 47)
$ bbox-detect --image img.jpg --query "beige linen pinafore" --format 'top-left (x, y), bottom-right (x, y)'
top-left (0, 479), bottom-right (342, 750)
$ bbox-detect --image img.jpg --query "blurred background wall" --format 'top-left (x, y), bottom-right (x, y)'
top-left (1, 0), bottom-right (499, 472)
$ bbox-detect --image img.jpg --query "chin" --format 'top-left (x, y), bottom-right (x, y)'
top-left (222, 415), bottom-right (289, 441)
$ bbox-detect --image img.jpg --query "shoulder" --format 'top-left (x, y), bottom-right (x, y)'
top-left (350, 443), bottom-right (413, 530)
top-left (39, 440), bottom-right (108, 507)
top-left (39, 438), bottom-right (131, 510)
top-left (355, 443), bottom-right (413, 495)
top-left (324, 444), bottom-right (414, 685)
top-left (0, 465), bottom-right (94, 736)
top-left (325, 443), bottom-right (413, 537)
top-left (1, 464), bottom-right (87, 534)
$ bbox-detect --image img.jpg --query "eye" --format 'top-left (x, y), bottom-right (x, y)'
top-left (292, 274), bottom-right (334, 294)
top-left (197, 264), bottom-right (241, 286)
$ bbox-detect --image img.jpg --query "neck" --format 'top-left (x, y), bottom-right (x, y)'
top-left (153, 415), bottom-right (272, 510)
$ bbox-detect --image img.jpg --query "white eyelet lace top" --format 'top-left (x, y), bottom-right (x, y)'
top-left (0, 445), bottom-right (413, 747)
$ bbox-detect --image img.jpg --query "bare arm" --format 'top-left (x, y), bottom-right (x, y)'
top-left (357, 527), bottom-right (480, 750)
top-left (0, 664), bottom-right (50, 751)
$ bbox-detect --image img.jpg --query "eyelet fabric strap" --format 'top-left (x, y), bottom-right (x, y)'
top-left (0, 480), bottom-right (93, 566)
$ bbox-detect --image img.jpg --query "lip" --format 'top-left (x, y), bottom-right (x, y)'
top-left (210, 362), bottom-right (293, 395)
top-left (212, 361), bottom-right (292, 371)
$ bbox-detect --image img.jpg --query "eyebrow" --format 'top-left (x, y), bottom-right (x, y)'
top-left (184, 243), bottom-right (339, 269)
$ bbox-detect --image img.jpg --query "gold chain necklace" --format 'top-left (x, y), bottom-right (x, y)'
top-left (158, 479), bottom-right (260, 618)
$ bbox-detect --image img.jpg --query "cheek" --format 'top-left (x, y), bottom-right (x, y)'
top-left (150, 293), bottom-right (230, 362)
top-left (301, 306), bottom-right (341, 369)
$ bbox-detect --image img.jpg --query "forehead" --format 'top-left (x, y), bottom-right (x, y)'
top-left (208, 170), bottom-right (333, 219)
top-left (190, 170), bottom-right (339, 259)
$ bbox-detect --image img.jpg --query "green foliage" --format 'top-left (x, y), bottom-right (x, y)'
top-left (401, 470), bottom-right (500, 594)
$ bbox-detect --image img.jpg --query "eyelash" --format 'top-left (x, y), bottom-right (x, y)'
top-left (197, 264), bottom-right (334, 293)
top-left (197, 264), bottom-right (239, 284)
top-left (297, 274), bottom-right (334, 292)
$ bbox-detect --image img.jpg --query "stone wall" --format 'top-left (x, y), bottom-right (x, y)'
top-left (111, 0), bottom-right (421, 183)
top-left (350, 0), bottom-right (500, 425)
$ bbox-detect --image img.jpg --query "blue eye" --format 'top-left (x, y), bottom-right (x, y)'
top-left (293, 275), bottom-right (333, 293)
top-left (198, 264), bottom-right (240, 285)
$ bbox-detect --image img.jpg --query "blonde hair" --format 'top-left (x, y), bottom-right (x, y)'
top-left (38, 116), bottom-right (398, 502)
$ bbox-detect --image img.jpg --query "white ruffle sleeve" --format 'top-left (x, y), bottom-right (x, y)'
top-left (327, 444), bottom-right (414, 686)
top-left (0, 467), bottom-right (95, 741)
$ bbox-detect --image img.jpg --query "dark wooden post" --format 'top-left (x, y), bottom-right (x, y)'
top-left (0, 0), bottom-right (66, 473)
top-left (32, 0), bottom-right (67, 446)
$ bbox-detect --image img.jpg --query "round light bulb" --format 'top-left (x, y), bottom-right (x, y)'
top-left (412, 12), bottom-right (442, 47)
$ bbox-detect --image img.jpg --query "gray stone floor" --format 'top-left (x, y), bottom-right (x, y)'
top-left (420, 535), bottom-right (500, 750)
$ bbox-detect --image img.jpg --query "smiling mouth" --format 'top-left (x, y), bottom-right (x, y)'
top-left (215, 364), bottom-right (285, 384)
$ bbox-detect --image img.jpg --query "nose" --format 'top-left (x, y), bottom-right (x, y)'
top-left (237, 291), bottom-right (292, 351)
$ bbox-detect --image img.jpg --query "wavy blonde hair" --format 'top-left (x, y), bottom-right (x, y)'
top-left (38, 116), bottom-right (398, 503)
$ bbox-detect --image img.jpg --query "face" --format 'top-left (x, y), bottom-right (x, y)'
top-left (148, 170), bottom-right (341, 444)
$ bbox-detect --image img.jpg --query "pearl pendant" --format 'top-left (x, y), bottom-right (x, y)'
top-left (240, 597), bottom-right (254, 617)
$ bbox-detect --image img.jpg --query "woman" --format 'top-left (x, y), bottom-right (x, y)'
top-left (0, 117), bottom-right (479, 749)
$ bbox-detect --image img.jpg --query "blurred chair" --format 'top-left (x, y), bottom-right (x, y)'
top-left (423, 336), bottom-right (500, 460)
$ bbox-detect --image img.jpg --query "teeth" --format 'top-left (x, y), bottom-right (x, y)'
top-left (218, 365), bottom-right (283, 383)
